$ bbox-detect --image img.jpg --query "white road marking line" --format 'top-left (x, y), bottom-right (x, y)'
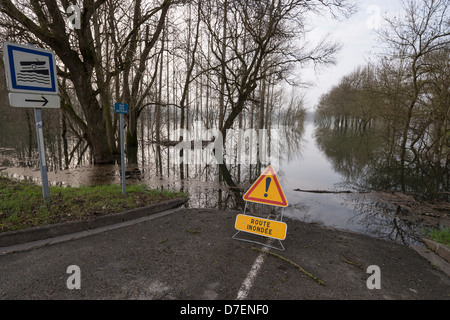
top-left (236, 239), bottom-right (274, 300)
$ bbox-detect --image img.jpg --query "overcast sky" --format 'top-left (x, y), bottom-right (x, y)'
top-left (300, 0), bottom-right (406, 111)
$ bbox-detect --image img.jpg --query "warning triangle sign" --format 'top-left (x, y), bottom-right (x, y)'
top-left (243, 166), bottom-right (288, 207)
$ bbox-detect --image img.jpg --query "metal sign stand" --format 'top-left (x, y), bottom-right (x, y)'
top-left (232, 202), bottom-right (286, 251)
top-left (233, 165), bottom-right (289, 251)
top-left (2, 41), bottom-right (61, 203)
top-left (34, 108), bottom-right (50, 202)
top-left (120, 112), bottom-right (126, 195)
top-left (114, 103), bottom-right (129, 195)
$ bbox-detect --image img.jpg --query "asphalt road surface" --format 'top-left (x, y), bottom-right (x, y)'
top-left (1, 208), bottom-right (449, 303)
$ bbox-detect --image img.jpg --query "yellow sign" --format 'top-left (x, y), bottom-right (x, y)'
top-left (235, 214), bottom-right (287, 240)
top-left (243, 166), bottom-right (288, 207)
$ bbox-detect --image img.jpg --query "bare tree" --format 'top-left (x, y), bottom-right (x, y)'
top-left (198, 0), bottom-right (354, 185)
top-left (0, 0), bottom-right (173, 164)
top-left (377, 0), bottom-right (450, 189)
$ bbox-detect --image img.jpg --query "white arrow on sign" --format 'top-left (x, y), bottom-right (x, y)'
top-left (9, 92), bottom-right (60, 108)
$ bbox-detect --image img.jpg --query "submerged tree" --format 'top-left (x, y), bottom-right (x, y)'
top-left (0, 0), bottom-right (355, 174)
top-left (0, 0), bottom-right (174, 164)
top-left (198, 0), bottom-right (355, 185)
top-left (316, 0), bottom-right (450, 199)
top-left (377, 0), bottom-right (450, 189)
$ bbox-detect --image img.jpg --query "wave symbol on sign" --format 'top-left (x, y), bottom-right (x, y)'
top-left (17, 59), bottom-right (50, 85)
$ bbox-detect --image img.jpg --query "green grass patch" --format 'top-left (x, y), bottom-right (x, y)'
top-left (0, 176), bottom-right (187, 232)
top-left (422, 226), bottom-right (450, 246)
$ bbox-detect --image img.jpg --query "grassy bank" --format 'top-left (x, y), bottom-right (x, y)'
top-left (0, 176), bottom-right (187, 232)
top-left (422, 226), bottom-right (450, 246)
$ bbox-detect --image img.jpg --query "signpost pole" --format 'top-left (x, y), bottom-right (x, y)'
top-left (2, 41), bottom-right (61, 204)
top-left (114, 102), bottom-right (128, 195)
top-left (120, 113), bottom-right (126, 195)
top-left (34, 108), bottom-right (50, 202)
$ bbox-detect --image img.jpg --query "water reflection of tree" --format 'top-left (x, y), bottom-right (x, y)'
top-left (134, 111), bottom-right (306, 211)
top-left (0, 108), bottom-right (93, 172)
top-left (314, 123), bottom-right (385, 184)
top-left (279, 111), bottom-right (306, 163)
top-left (314, 121), bottom-right (450, 200)
top-left (2, 56), bottom-right (306, 211)
top-left (348, 194), bottom-right (422, 245)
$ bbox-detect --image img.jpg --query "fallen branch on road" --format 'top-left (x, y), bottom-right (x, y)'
top-left (293, 188), bottom-right (369, 194)
top-left (252, 247), bottom-right (325, 286)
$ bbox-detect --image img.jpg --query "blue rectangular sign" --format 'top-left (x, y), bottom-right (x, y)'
top-left (115, 103), bottom-right (129, 114)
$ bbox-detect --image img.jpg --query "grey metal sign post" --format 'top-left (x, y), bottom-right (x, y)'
top-left (34, 108), bottom-right (50, 202)
top-left (2, 41), bottom-right (60, 203)
top-left (115, 103), bottom-right (129, 195)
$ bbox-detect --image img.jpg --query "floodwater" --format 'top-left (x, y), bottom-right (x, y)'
top-left (0, 114), bottom-right (441, 246)
top-left (280, 121), bottom-right (424, 245)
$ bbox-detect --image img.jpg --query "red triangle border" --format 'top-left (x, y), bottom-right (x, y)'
top-left (243, 166), bottom-right (288, 207)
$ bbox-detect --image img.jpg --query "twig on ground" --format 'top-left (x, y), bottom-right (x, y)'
top-left (252, 247), bottom-right (325, 286)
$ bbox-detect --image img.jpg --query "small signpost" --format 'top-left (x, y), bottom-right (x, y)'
top-left (2, 41), bottom-right (61, 203)
top-left (233, 166), bottom-right (289, 250)
top-left (114, 103), bottom-right (128, 195)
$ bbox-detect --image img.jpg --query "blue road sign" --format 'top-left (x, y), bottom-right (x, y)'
top-left (115, 103), bottom-right (129, 114)
top-left (115, 102), bottom-right (128, 194)
top-left (2, 41), bottom-right (58, 95)
top-left (2, 42), bottom-right (61, 202)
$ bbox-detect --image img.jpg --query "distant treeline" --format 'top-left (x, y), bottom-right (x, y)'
top-left (315, 0), bottom-right (450, 197)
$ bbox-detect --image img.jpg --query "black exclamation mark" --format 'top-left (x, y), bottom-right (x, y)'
top-left (264, 177), bottom-right (272, 198)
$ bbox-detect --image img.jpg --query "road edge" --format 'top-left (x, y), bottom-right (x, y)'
top-left (0, 197), bottom-right (188, 248)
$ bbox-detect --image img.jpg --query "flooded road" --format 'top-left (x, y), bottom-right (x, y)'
top-left (3, 114), bottom-right (443, 246)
